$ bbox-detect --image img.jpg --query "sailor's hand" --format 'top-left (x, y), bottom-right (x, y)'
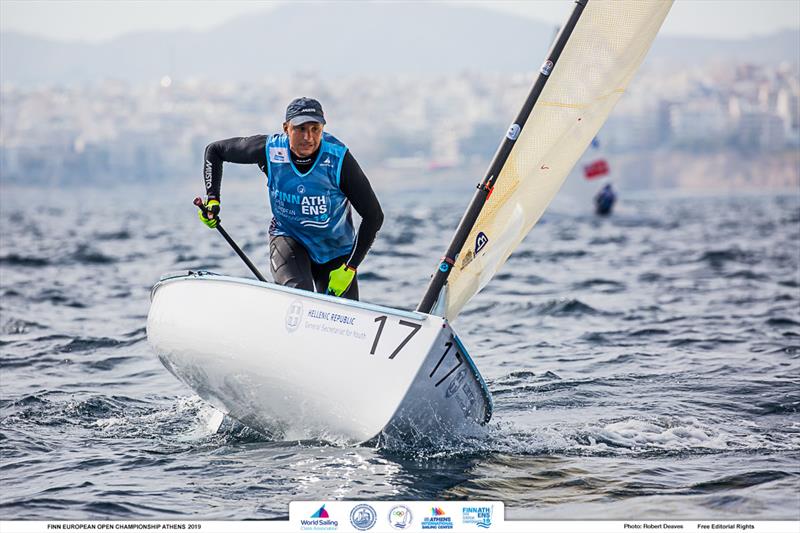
top-left (198, 199), bottom-right (220, 229)
top-left (328, 264), bottom-right (356, 297)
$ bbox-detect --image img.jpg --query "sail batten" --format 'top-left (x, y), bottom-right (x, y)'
top-left (437, 0), bottom-right (672, 320)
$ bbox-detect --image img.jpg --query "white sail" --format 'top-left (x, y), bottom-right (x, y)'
top-left (439, 0), bottom-right (672, 320)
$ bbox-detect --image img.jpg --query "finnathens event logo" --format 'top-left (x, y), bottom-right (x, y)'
top-left (462, 505), bottom-right (493, 529)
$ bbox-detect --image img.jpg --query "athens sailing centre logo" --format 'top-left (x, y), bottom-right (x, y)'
top-left (421, 507), bottom-right (453, 529)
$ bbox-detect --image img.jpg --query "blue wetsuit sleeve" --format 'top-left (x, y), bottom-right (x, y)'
top-left (203, 135), bottom-right (268, 200)
top-left (339, 150), bottom-right (384, 269)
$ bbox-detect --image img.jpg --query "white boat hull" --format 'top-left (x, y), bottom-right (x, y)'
top-left (146, 272), bottom-right (492, 445)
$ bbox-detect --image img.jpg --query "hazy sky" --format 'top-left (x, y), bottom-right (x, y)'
top-left (1, 0), bottom-right (799, 42)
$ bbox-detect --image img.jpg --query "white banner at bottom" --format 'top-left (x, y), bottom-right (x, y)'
top-left (1, 515), bottom-right (798, 533)
top-left (290, 500), bottom-right (502, 531)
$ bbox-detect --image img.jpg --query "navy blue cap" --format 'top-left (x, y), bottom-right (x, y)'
top-left (285, 97), bottom-right (326, 126)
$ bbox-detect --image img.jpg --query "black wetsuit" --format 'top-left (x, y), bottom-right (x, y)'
top-left (203, 135), bottom-right (383, 300)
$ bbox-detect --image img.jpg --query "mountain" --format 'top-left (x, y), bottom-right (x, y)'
top-left (1, 3), bottom-right (798, 85)
top-left (650, 29), bottom-right (800, 67)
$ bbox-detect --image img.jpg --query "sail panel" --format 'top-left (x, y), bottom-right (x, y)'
top-left (441, 0), bottom-right (672, 320)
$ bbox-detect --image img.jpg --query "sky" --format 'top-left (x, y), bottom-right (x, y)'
top-left (1, 0), bottom-right (799, 42)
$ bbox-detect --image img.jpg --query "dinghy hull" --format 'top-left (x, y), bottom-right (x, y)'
top-left (147, 272), bottom-right (491, 444)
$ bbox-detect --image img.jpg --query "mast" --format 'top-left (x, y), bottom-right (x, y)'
top-left (417, 0), bottom-right (588, 314)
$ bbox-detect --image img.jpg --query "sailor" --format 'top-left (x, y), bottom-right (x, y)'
top-left (198, 97), bottom-right (383, 300)
top-left (594, 182), bottom-right (616, 216)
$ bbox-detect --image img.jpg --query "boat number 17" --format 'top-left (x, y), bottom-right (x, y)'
top-left (370, 316), bottom-right (421, 359)
top-left (429, 340), bottom-right (463, 387)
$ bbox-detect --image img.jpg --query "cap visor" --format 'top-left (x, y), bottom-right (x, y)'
top-left (288, 115), bottom-right (326, 126)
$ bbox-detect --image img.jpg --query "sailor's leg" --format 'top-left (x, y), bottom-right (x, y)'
top-left (311, 255), bottom-right (359, 301)
top-left (269, 236), bottom-right (314, 291)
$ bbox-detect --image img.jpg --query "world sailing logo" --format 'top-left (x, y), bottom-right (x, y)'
top-left (300, 504), bottom-right (338, 531)
top-left (311, 505), bottom-right (330, 518)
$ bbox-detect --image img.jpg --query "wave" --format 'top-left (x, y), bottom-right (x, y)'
top-left (698, 248), bottom-right (757, 268)
top-left (765, 317), bottom-right (800, 328)
top-left (588, 235), bottom-right (628, 245)
top-left (358, 271), bottom-right (389, 281)
top-left (638, 272), bottom-right (668, 283)
top-left (56, 336), bottom-right (142, 354)
top-left (382, 230), bottom-right (418, 246)
top-left (535, 298), bottom-right (605, 316)
top-left (71, 244), bottom-right (116, 265)
top-left (628, 328), bottom-right (670, 337)
top-left (493, 272), bottom-right (550, 285)
top-left (535, 250), bottom-right (589, 261)
top-left (461, 298), bottom-right (606, 318)
top-left (571, 278), bottom-right (626, 293)
top-left (689, 471), bottom-right (792, 493)
top-left (1, 317), bottom-right (46, 335)
top-left (94, 230), bottom-right (131, 241)
top-left (29, 289), bottom-right (87, 308)
top-left (0, 254), bottom-right (50, 267)
top-left (723, 270), bottom-right (768, 280)
top-left (578, 418), bottom-right (729, 452)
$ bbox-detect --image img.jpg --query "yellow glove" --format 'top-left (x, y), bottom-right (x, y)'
top-left (198, 199), bottom-right (220, 229)
top-left (327, 264), bottom-right (356, 297)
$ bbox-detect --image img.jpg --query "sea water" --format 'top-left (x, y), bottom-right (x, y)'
top-left (1, 182), bottom-right (798, 520)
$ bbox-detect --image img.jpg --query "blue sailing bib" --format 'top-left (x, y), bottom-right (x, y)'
top-left (265, 132), bottom-right (354, 264)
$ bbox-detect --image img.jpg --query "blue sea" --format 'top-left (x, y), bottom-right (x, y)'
top-left (1, 182), bottom-right (798, 520)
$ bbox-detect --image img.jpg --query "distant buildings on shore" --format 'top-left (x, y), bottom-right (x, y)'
top-left (1, 62), bottom-right (798, 187)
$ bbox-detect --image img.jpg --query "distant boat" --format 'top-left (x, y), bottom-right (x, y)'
top-left (583, 137), bottom-right (616, 215)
